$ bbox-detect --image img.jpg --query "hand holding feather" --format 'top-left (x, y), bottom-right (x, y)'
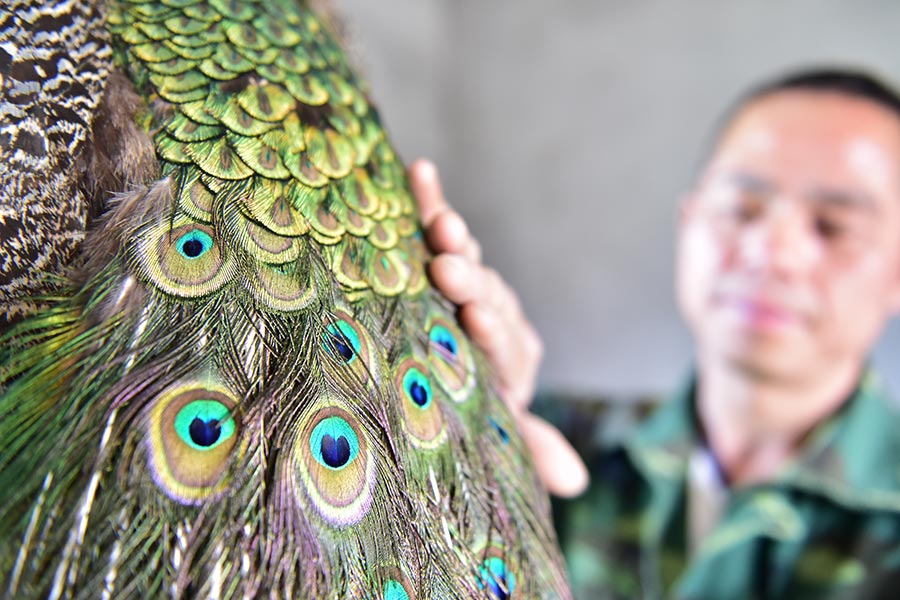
top-left (409, 160), bottom-right (589, 498)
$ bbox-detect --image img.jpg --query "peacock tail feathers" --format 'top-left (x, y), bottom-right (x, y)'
top-left (0, 0), bottom-right (572, 598)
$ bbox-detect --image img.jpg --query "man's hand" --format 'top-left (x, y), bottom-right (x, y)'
top-left (409, 159), bottom-right (589, 497)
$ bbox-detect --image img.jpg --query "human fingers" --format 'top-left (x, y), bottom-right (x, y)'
top-left (459, 301), bottom-right (542, 413)
top-left (408, 159), bottom-right (482, 262)
top-left (428, 256), bottom-right (541, 412)
top-left (408, 158), bottom-right (448, 225)
top-left (428, 256), bottom-right (515, 312)
top-left (426, 211), bottom-right (482, 263)
top-left (517, 412), bottom-right (589, 498)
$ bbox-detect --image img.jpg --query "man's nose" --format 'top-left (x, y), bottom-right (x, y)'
top-left (738, 202), bottom-right (819, 275)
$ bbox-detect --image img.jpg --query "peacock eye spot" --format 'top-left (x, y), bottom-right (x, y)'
top-left (323, 321), bottom-right (361, 364)
top-left (437, 336), bottom-right (456, 355)
top-left (489, 418), bottom-right (510, 445)
top-left (429, 325), bottom-right (459, 360)
top-left (479, 557), bottom-right (515, 600)
top-left (402, 367), bottom-right (432, 409)
top-left (320, 434), bottom-right (351, 468)
top-left (488, 578), bottom-right (509, 600)
top-left (409, 381), bottom-right (428, 407)
top-left (189, 417), bottom-right (221, 447)
top-left (383, 580), bottom-right (410, 600)
top-left (330, 332), bottom-right (354, 361)
top-left (310, 416), bottom-right (360, 471)
top-left (174, 400), bottom-right (235, 451)
top-left (176, 229), bottom-right (214, 260)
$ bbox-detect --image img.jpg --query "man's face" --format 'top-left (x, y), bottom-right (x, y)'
top-left (677, 90), bottom-right (900, 384)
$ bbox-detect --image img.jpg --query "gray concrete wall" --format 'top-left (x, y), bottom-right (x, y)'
top-left (335, 0), bottom-right (900, 397)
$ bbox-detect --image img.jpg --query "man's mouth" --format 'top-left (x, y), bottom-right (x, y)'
top-left (714, 292), bottom-right (808, 331)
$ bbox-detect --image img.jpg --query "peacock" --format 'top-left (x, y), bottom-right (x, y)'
top-left (0, 0), bottom-right (572, 598)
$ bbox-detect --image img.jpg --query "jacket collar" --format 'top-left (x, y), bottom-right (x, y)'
top-left (624, 370), bottom-right (900, 514)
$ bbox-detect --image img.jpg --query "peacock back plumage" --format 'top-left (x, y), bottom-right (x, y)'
top-left (0, 0), bottom-right (571, 598)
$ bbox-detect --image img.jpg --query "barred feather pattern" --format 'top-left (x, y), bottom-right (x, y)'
top-left (0, 0), bottom-right (112, 326)
top-left (0, 0), bottom-right (572, 598)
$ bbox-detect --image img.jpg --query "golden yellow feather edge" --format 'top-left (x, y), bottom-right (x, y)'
top-left (0, 0), bottom-right (572, 598)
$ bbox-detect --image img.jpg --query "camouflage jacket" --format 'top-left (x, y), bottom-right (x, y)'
top-left (549, 372), bottom-right (900, 599)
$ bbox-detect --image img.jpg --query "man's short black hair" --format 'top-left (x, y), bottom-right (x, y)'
top-left (742, 67), bottom-right (900, 122)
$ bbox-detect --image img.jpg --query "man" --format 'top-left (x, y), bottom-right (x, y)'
top-left (409, 69), bottom-right (900, 598)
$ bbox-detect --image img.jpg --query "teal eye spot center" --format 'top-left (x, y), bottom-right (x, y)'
top-left (430, 325), bottom-right (459, 360)
top-left (478, 557), bottom-right (515, 599)
top-left (324, 321), bottom-right (362, 364)
top-left (176, 229), bottom-right (214, 259)
top-left (174, 400), bottom-right (236, 451)
top-left (310, 416), bottom-right (360, 470)
top-left (383, 580), bottom-right (409, 600)
top-left (489, 417), bottom-right (510, 445)
top-left (403, 369), bottom-right (432, 408)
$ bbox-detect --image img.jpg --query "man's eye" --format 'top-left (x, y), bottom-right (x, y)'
top-left (725, 196), bottom-right (764, 222)
top-left (815, 217), bottom-right (847, 239)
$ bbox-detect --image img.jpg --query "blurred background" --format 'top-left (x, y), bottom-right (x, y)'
top-left (334, 0), bottom-right (900, 399)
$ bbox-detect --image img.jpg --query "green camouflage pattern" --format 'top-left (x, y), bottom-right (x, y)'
top-left (548, 371), bottom-right (900, 599)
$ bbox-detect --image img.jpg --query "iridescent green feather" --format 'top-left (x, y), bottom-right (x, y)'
top-left (0, 0), bottom-right (571, 598)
